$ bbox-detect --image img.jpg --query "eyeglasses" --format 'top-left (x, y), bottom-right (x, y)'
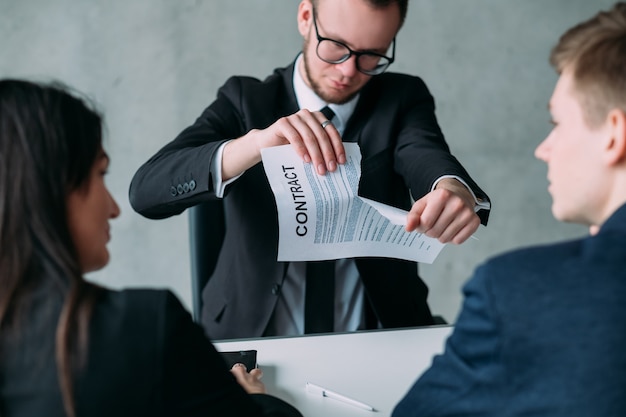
top-left (312, 7), bottom-right (395, 76)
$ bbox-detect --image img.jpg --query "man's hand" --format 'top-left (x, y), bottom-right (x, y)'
top-left (405, 178), bottom-right (480, 244)
top-left (223, 109), bottom-right (344, 180)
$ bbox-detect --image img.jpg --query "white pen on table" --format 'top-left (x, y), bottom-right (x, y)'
top-left (305, 382), bottom-right (376, 412)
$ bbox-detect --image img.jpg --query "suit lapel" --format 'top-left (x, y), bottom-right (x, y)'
top-left (277, 61), bottom-right (300, 118)
top-left (343, 78), bottom-right (381, 145)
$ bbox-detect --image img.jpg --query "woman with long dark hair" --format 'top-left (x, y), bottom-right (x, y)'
top-left (0, 79), bottom-right (301, 417)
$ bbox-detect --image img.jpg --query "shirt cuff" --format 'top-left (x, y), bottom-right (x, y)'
top-left (210, 140), bottom-right (244, 198)
top-left (431, 175), bottom-right (491, 213)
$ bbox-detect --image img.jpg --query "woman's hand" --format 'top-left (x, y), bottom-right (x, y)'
top-left (230, 363), bottom-right (266, 394)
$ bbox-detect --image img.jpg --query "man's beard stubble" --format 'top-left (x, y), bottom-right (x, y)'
top-left (301, 41), bottom-right (360, 105)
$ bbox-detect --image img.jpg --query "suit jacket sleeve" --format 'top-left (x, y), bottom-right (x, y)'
top-left (391, 265), bottom-right (504, 416)
top-left (397, 78), bottom-right (491, 225)
top-left (159, 291), bottom-right (302, 417)
top-left (128, 76), bottom-right (252, 219)
top-left (357, 74), bottom-right (491, 225)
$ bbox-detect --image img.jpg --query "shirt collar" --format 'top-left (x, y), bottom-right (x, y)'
top-left (292, 54), bottom-right (359, 134)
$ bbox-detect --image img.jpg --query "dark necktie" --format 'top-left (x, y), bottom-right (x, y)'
top-left (304, 105), bottom-right (336, 334)
top-left (319, 105), bottom-right (335, 122)
top-left (305, 260), bottom-right (335, 334)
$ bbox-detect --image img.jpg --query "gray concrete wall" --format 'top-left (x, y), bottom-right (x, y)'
top-left (1, 0), bottom-right (614, 325)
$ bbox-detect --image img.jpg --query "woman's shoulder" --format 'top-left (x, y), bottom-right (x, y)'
top-left (98, 287), bottom-right (183, 309)
top-left (91, 288), bottom-right (192, 338)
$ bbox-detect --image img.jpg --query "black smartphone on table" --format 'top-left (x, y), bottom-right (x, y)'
top-left (220, 349), bottom-right (257, 372)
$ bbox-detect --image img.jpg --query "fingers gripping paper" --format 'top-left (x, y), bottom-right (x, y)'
top-left (260, 143), bottom-right (445, 263)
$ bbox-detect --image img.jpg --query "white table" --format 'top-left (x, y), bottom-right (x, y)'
top-left (215, 325), bottom-right (452, 417)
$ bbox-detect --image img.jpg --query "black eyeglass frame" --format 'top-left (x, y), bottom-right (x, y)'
top-left (311, 7), bottom-right (396, 76)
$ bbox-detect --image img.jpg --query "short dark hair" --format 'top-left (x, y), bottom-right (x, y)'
top-left (550, 2), bottom-right (626, 127)
top-left (313, 0), bottom-right (409, 29)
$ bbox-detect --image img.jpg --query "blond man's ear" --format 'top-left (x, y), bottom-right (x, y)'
top-left (605, 109), bottom-right (626, 166)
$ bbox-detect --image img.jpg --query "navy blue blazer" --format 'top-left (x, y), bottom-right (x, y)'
top-left (129, 60), bottom-right (490, 339)
top-left (393, 203), bottom-right (626, 416)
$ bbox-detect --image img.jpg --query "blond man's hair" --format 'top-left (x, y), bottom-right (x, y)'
top-left (550, 2), bottom-right (626, 127)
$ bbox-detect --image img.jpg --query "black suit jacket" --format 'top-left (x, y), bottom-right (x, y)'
top-left (0, 287), bottom-right (301, 417)
top-left (129, 61), bottom-right (490, 339)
